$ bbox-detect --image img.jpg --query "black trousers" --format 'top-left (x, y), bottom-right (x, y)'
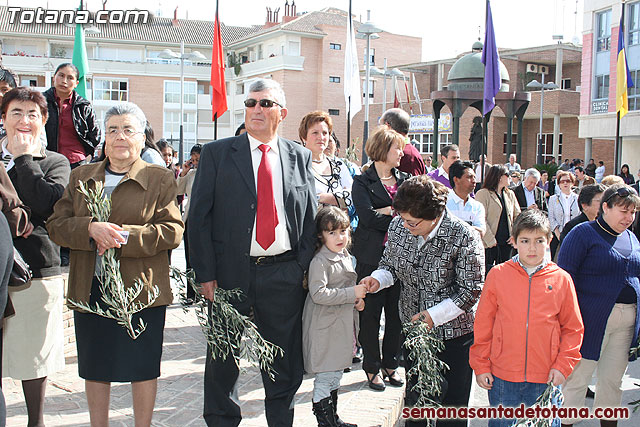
top-left (203, 259), bottom-right (305, 427)
top-left (183, 221), bottom-right (195, 299)
top-left (356, 262), bottom-right (402, 374)
top-left (484, 244), bottom-right (512, 274)
top-left (404, 333), bottom-right (474, 427)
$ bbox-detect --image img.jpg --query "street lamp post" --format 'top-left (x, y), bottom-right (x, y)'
top-left (159, 42), bottom-right (206, 166)
top-left (370, 62), bottom-right (404, 113)
top-left (527, 74), bottom-right (559, 165)
top-left (356, 11), bottom-right (381, 164)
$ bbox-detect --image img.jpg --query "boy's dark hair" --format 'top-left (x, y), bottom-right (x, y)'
top-left (512, 209), bottom-right (552, 240)
top-left (315, 206), bottom-right (350, 250)
top-left (448, 160), bottom-right (474, 189)
top-left (599, 161), bottom-right (604, 165)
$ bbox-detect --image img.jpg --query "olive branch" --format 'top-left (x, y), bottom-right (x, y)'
top-left (402, 320), bottom-right (449, 408)
top-left (511, 382), bottom-right (564, 427)
top-left (170, 267), bottom-right (284, 380)
top-left (67, 180), bottom-right (159, 340)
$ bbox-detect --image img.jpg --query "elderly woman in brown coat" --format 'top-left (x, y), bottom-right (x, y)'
top-left (47, 101), bottom-right (183, 427)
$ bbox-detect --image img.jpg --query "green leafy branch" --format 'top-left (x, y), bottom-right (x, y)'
top-left (511, 382), bottom-right (564, 427)
top-left (403, 320), bottom-right (449, 408)
top-left (68, 181), bottom-right (160, 340)
top-left (170, 267), bottom-right (284, 380)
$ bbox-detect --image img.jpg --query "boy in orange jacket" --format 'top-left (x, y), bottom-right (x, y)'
top-left (469, 209), bottom-right (584, 427)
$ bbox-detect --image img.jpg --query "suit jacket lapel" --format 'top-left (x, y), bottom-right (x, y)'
top-left (231, 133), bottom-right (257, 199)
top-left (279, 137), bottom-right (296, 205)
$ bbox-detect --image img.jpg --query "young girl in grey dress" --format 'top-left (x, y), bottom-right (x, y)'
top-left (302, 207), bottom-right (366, 427)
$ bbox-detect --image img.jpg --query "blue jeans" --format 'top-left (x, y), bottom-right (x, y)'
top-left (487, 376), bottom-right (561, 427)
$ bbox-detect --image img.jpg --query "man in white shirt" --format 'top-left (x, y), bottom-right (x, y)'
top-left (189, 79), bottom-right (316, 426)
top-left (595, 161), bottom-right (606, 183)
top-left (446, 160), bottom-right (485, 236)
top-left (505, 153), bottom-right (521, 173)
top-left (425, 155), bottom-right (435, 173)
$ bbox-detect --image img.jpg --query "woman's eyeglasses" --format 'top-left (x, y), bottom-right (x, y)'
top-left (402, 218), bottom-right (424, 228)
top-left (244, 98), bottom-right (283, 109)
top-left (558, 179), bottom-right (572, 184)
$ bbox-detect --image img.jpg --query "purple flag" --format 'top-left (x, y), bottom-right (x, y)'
top-left (482, 0), bottom-right (500, 115)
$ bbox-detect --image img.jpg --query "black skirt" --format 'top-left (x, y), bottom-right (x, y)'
top-left (74, 277), bottom-right (166, 382)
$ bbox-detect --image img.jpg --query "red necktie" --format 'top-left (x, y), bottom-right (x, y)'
top-left (256, 144), bottom-right (279, 249)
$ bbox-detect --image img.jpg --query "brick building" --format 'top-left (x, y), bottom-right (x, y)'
top-left (0, 4), bottom-right (421, 160)
top-left (348, 42), bottom-right (609, 172)
top-left (579, 0), bottom-right (640, 176)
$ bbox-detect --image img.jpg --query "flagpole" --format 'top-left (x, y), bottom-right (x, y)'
top-left (214, 0), bottom-right (219, 141)
top-left (347, 98), bottom-right (351, 149)
top-left (614, 0), bottom-right (625, 174)
top-left (481, 0), bottom-right (488, 183)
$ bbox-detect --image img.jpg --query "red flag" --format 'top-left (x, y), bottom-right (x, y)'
top-left (404, 78), bottom-right (412, 114)
top-left (393, 78), bottom-right (400, 108)
top-left (211, 15), bottom-right (228, 120)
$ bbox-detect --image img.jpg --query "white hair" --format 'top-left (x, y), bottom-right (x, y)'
top-left (524, 168), bottom-right (541, 181)
top-left (104, 102), bottom-right (147, 132)
top-left (247, 79), bottom-right (286, 107)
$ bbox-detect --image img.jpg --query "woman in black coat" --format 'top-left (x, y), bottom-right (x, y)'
top-left (352, 126), bottom-right (409, 391)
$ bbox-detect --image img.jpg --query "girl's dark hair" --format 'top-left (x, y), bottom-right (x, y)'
top-left (155, 138), bottom-right (172, 152)
top-left (393, 175), bottom-right (448, 220)
top-left (315, 206), bottom-right (350, 250)
top-left (621, 164), bottom-right (630, 175)
top-left (143, 121), bottom-right (161, 153)
top-left (54, 63), bottom-right (80, 80)
top-left (235, 123), bottom-right (246, 136)
top-left (331, 132), bottom-right (341, 150)
top-left (190, 144), bottom-right (203, 155)
top-left (0, 68), bottom-right (17, 88)
top-left (482, 164), bottom-right (509, 191)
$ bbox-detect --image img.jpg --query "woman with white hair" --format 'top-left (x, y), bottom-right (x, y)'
top-left (47, 101), bottom-right (184, 426)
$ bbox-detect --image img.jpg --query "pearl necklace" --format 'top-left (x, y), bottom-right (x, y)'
top-left (380, 175), bottom-right (394, 180)
top-left (312, 157), bottom-right (326, 164)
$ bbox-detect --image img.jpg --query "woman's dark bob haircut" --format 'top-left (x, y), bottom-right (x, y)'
top-left (599, 183), bottom-right (640, 215)
top-left (1, 86), bottom-right (48, 121)
top-left (482, 164), bottom-right (509, 191)
top-left (392, 175), bottom-right (448, 220)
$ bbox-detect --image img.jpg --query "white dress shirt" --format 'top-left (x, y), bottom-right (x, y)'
top-left (248, 133), bottom-right (292, 256)
top-left (370, 212), bottom-right (465, 326)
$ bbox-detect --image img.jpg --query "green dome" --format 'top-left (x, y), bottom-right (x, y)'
top-left (447, 49), bottom-right (510, 92)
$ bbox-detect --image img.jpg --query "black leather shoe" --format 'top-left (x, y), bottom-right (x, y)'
top-left (366, 372), bottom-right (385, 391)
top-left (382, 369), bottom-right (404, 387)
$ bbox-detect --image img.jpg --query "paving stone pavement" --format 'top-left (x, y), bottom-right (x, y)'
top-left (3, 242), bottom-right (640, 426)
top-left (2, 243), bottom-right (407, 427)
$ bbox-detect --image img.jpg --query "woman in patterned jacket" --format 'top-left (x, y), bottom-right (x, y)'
top-left (360, 175), bottom-right (484, 427)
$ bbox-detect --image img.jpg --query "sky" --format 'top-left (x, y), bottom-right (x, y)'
top-left (15, 0), bottom-right (584, 61)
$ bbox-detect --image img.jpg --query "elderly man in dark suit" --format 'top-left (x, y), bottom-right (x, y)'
top-left (188, 79), bottom-right (317, 427)
top-left (513, 168), bottom-right (547, 212)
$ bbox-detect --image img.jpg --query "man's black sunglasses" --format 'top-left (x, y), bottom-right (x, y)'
top-left (603, 186), bottom-right (637, 205)
top-left (244, 98), bottom-right (283, 108)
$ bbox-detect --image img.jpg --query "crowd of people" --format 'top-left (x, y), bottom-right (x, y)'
top-left (0, 66), bottom-right (638, 427)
